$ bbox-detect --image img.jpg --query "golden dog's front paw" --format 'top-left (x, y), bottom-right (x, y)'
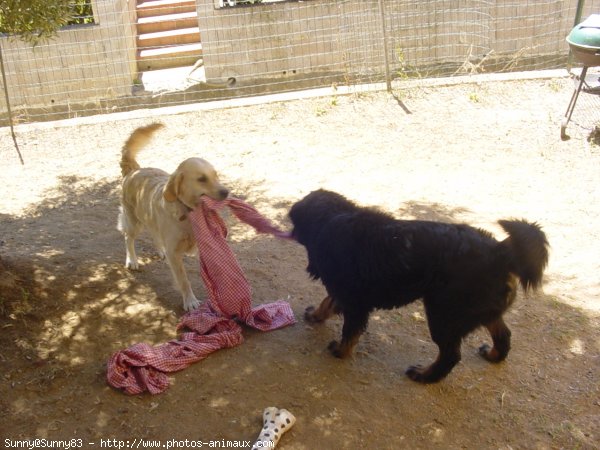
top-left (125, 259), bottom-right (140, 271)
top-left (183, 295), bottom-right (200, 312)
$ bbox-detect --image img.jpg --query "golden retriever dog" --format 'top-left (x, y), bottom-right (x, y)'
top-left (118, 123), bottom-right (230, 311)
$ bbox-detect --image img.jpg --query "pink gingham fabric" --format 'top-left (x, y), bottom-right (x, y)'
top-left (107, 197), bottom-right (295, 395)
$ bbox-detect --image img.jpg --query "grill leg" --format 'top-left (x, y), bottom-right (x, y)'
top-left (561, 66), bottom-right (589, 140)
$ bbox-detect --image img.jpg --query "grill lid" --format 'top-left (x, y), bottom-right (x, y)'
top-left (567, 14), bottom-right (600, 49)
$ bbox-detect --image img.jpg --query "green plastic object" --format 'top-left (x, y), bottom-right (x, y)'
top-left (567, 14), bottom-right (600, 49)
top-left (567, 14), bottom-right (600, 66)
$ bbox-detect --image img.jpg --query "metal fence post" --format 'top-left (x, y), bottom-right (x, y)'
top-left (574, 0), bottom-right (586, 26)
top-left (568, 0), bottom-right (587, 69)
top-left (0, 42), bottom-right (24, 165)
top-left (377, 0), bottom-right (392, 92)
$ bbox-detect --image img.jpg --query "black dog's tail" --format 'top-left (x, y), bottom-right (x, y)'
top-left (498, 219), bottom-right (549, 291)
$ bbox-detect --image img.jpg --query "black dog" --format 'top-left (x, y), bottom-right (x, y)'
top-left (289, 189), bottom-right (549, 383)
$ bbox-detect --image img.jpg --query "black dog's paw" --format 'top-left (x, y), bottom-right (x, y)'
top-left (327, 340), bottom-right (344, 358)
top-left (478, 344), bottom-right (492, 359)
top-left (406, 365), bottom-right (426, 382)
top-left (478, 344), bottom-right (504, 363)
top-left (405, 365), bottom-right (438, 384)
top-left (304, 306), bottom-right (319, 323)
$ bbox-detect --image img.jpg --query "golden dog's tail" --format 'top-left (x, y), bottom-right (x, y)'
top-left (120, 122), bottom-right (165, 177)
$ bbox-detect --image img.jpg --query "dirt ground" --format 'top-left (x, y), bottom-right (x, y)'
top-left (1, 74), bottom-right (599, 449)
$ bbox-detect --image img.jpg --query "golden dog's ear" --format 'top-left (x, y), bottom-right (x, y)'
top-left (164, 172), bottom-right (182, 202)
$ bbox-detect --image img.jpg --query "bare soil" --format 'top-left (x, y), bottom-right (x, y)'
top-left (1, 75), bottom-right (599, 449)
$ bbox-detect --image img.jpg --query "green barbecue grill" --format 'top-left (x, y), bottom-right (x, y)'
top-left (561, 14), bottom-right (600, 139)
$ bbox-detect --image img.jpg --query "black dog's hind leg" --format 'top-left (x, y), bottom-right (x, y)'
top-left (479, 317), bottom-right (511, 362)
top-left (304, 295), bottom-right (340, 323)
top-left (328, 308), bottom-right (369, 358)
top-left (406, 338), bottom-right (462, 383)
top-left (406, 304), bottom-right (462, 383)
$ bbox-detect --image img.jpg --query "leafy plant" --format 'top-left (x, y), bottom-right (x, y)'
top-left (396, 45), bottom-right (421, 80)
top-left (469, 92), bottom-right (480, 103)
top-left (315, 106), bottom-right (327, 117)
top-left (0, 0), bottom-right (75, 46)
top-left (69, 0), bottom-right (94, 25)
top-left (547, 79), bottom-right (562, 93)
top-left (0, 0), bottom-right (91, 164)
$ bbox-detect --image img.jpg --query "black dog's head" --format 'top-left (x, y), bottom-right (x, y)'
top-left (289, 189), bottom-right (357, 246)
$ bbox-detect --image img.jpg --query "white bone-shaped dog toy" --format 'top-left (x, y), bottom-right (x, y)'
top-left (252, 407), bottom-right (296, 449)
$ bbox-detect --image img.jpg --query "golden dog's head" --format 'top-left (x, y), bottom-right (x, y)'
top-left (163, 157), bottom-right (229, 208)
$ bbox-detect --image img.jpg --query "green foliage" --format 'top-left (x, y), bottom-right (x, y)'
top-left (395, 45), bottom-right (421, 79)
top-left (68, 0), bottom-right (94, 25)
top-left (0, 0), bottom-right (85, 45)
top-left (547, 79), bottom-right (562, 93)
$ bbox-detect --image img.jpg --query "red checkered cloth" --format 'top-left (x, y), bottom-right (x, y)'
top-left (106, 197), bottom-right (296, 395)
